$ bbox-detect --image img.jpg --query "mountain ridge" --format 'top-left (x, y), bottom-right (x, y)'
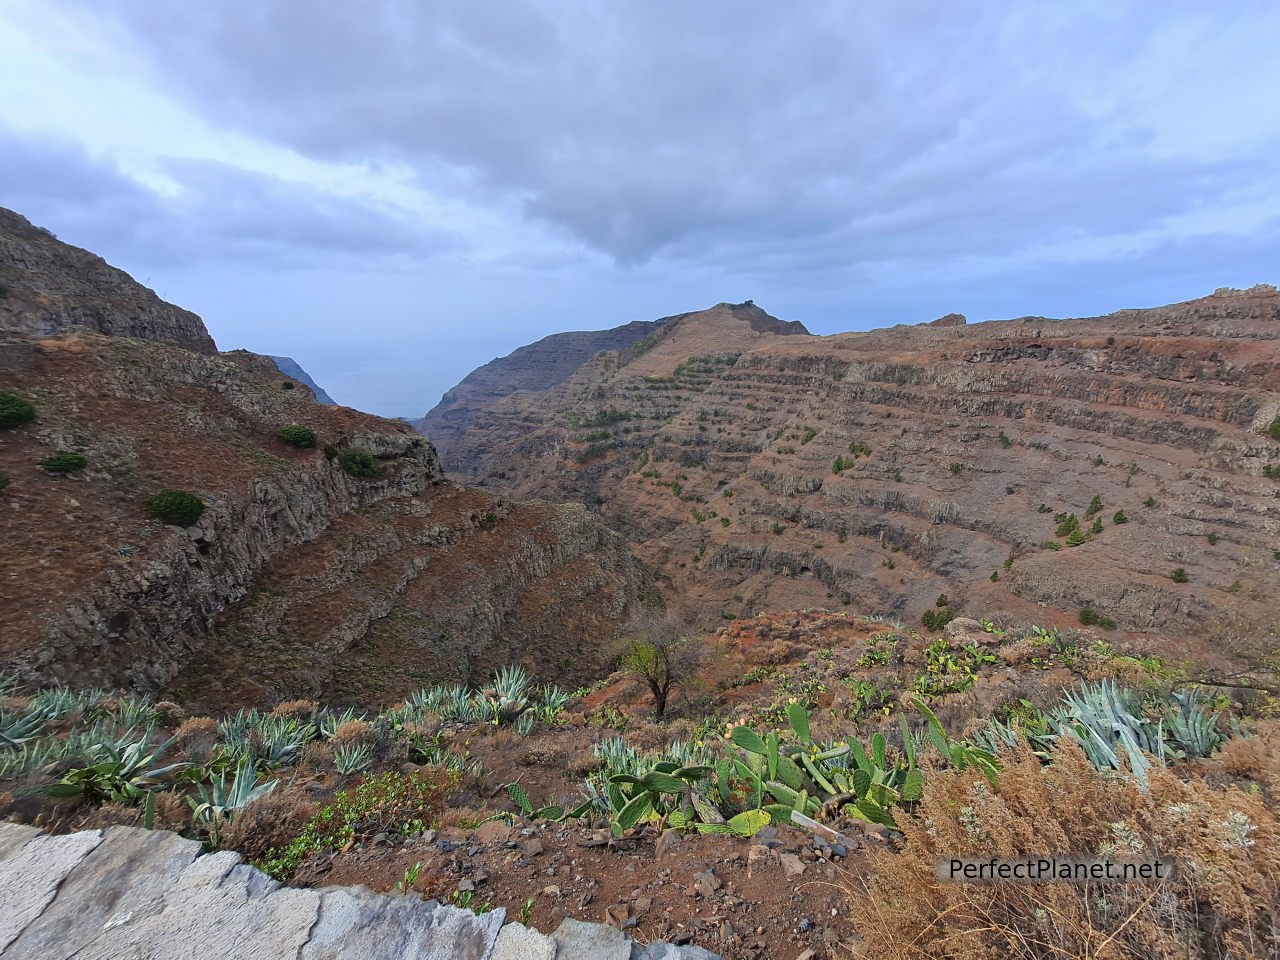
top-left (423, 284), bottom-right (1280, 662)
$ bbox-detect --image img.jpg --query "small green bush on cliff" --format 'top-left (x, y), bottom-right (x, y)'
top-left (0, 391), bottom-right (35, 429)
top-left (1265, 417), bottom-right (1280, 440)
top-left (146, 489), bottom-right (205, 526)
top-left (337, 448), bottom-right (381, 478)
top-left (276, 424), bottom-right (317, 448)
top-left (1078, 607), bottom-right (1116, 629)
top-left (40, 451), bottom-right (87, 474)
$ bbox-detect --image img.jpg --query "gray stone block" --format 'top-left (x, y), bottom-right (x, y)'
top-left (551, 916), bottom-right (632, 960)
top-left (632, 944), bottom-right (721, 960)
top-left (492, 921), bottom-right (557, 960)
top-left (0, 828), bottom-right (104, 954)
top-left (0, 822), bottom-right (43, 863)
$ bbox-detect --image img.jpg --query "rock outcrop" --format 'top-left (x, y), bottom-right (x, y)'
top-left (0, 823), bottom-right (719, 960)
top-left (422, 290), bottom-right (1280, 653)
top-left (0, 208), bottom-right (216, 353)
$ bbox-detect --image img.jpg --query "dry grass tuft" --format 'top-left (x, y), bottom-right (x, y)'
top-left (850, 741), bottom-right (1280, 960)
top-left (152, 700), bottom-right (186, 727)
top-left (269, 699), bottom-right (317, 719)
top-left (1219, 722), bottom-right (1280, 799)
top-left (220, 785), bottom-right (317, 861)
top-left (174, 716), bottom-right (219, 755)
top-left (331, 719), bottom-right (372, 746)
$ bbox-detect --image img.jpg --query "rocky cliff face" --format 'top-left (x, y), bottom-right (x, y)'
top-left (0, 208), bottom-right (216, 353)
top-left (427, 290), bottom-right (1280, 653)
top-left (0, 213), bottom-right (651, 702)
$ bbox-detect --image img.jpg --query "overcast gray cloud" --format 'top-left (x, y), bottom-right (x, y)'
top-left (0, 1), bottom-right (1277, 414)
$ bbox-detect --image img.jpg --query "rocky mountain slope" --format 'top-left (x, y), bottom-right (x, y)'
top-left (425, 292), bottom-right (1280, 657)
top-left (269, 355), bottom-right (336, 405)
top-left (0, 208), bottom-right (652, 703)
top-left (416, 303), bottom-right (809, 454)
top-left (0, 209), bottom-right (215, 353)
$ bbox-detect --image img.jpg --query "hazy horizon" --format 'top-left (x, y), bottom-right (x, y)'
top-left (2, 2), bottom-right (1278, 416)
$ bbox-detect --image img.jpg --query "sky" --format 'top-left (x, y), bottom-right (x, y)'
top-left (1, 2), bottom-right (1278, 417)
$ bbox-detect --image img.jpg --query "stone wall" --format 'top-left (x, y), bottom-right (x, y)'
top-left (0, 823), bottom-right (718, 960)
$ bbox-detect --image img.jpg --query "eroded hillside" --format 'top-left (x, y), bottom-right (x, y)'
top-left (0, 210), bottom-right (652, 703)
top-left (428, 293), bottom-right (1280, 656)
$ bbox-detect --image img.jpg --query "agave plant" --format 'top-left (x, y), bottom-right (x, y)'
top-left (1165, 688), bottom-right (1225, 757)
top-left (251, 716), bottom-right (316, 768)
top-left (189, 758), bottom-right (277, 845)
top-left (111, 695), bottom-right (158, 731)
top-left (475, 665), bottom-right (534, 726)
top-left (974, 680), bottom-right (1231, 788)
top-left (0, 740), bottom-right (64, 778)
top-left (334, 742), bottom-right (374, 775)
top-left (319, 707), bottom-right (363, 739)
top-left (30, 687), bottom-right (106, 722)
top-left (47, 734), bottom-right (187, 803)
top-left (0, 704), bottom-right (49, 750)
top-left (217, 708), bottom-right (262, 745)
top-left (535, 686), bottom-right (570, 723)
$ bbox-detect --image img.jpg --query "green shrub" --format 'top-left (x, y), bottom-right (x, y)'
top-left (276, 424), bottom-right (317, 448)
top-left (921, 603), bottom-right (954, 631)
top-left (1170, 567), bottom-right (1189, 583)
top-left (337, 448), bottom-right (381, 478)
top-left (40, 451), bottom-right (87, 474)
top-left (0, 391), bottom-right (35, 429)
top-left (1084, 495), bottom-right (1103, 518)
top-left (1054, 513), bottom-right (1080, 538)
top-left (1078, 607), bottom-right (1116, 629)
top-left (949, 462), bottom-right (963, 475)
top-left (1112, 510), bottom-right (1128, 524)
top-left (1143, 496), bottom-right (1156, 507)
top-left (281, 381), bottom-right (295, 391)
top-left (258, 769), bottom-right (455, 880)
top-left (1265, 417), bottom-right (1280, 440)
top-left (1264, 464), bottom-right (1280, 479)
top-left (146, 489), bottom-right (205, 526)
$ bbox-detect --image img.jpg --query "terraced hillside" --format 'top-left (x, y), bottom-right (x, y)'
top-left (427, 292), bottom-right (1280, 656)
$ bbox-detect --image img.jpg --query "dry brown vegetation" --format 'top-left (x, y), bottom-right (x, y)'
top-left (850, 742), bottom-right (1280, 959)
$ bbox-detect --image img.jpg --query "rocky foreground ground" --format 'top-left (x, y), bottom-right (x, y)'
top-left (0, 822), bottom-right (720, 960)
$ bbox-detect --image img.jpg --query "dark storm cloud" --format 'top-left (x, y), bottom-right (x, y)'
top-left (71, 1), bottom-right (1280, 269)
top-left (0, 128), bottom-right (447, 268)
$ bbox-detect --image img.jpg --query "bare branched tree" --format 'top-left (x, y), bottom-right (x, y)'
top-left (615, 612), bottom-right (704, 720)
